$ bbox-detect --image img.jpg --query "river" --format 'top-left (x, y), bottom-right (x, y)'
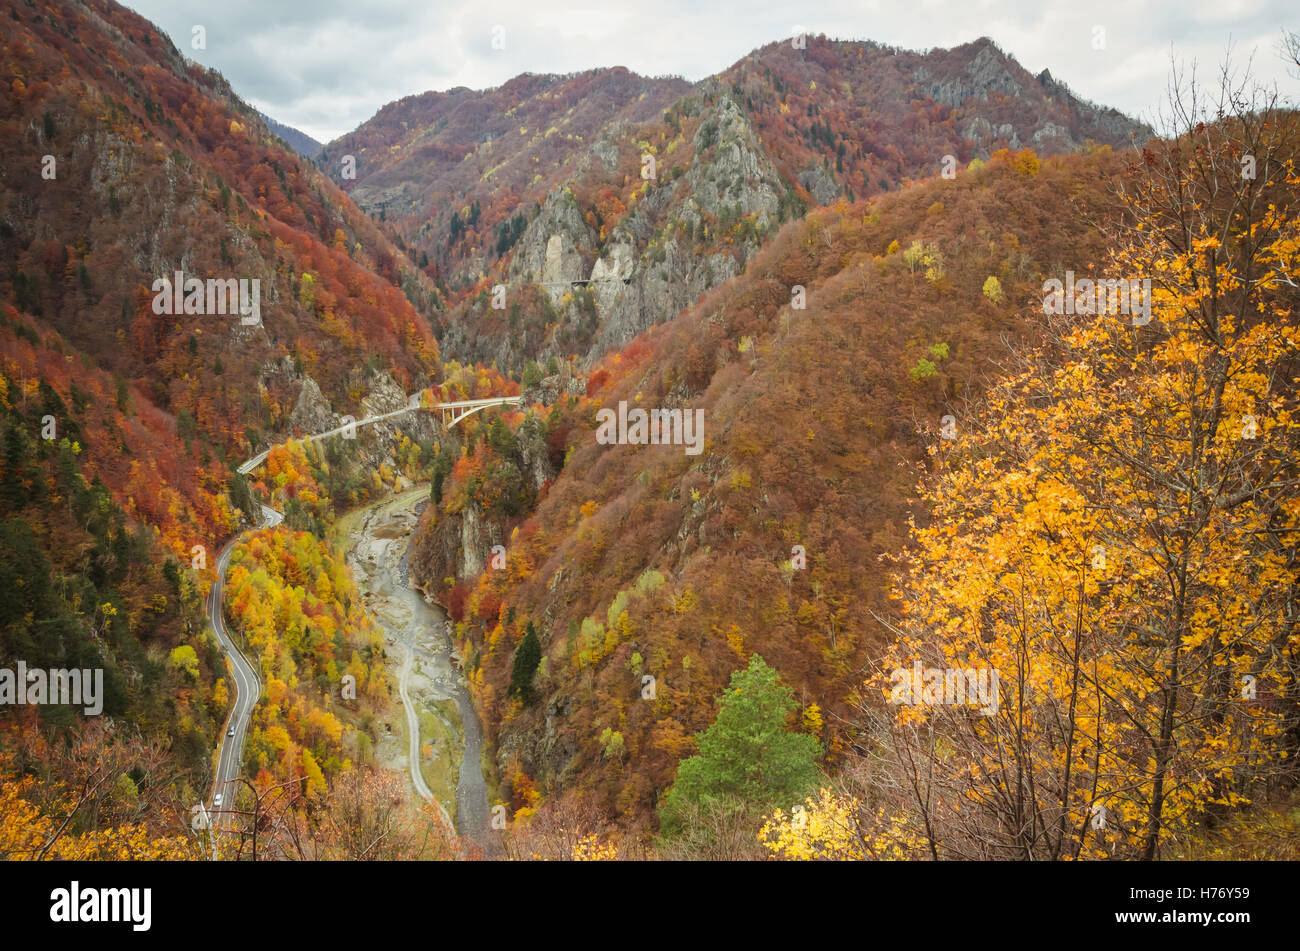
top-left (340, 485), bottom-right (491, 850)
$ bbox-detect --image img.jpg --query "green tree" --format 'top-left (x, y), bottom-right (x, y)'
top-left (508, 622), bottom-right (542, 704)
top-left (228, 471), bottom-right (255, 521)
top-left (660, 654), bottom-right (820, 833)
top-left (113, 374), bottom-right (131, 413)
top-left (487, 416), bottom-right (516, 458)
top-left (1, 425), bottom-right (28, 508)
top-left (429, 447), bottom-right (453, 506)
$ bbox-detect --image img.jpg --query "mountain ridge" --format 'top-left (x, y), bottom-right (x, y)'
top-left (257, 110), bottom-right (322, 158)
top-left (316, 32), bottom-right (1149, 379)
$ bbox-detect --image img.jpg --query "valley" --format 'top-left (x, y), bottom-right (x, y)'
top-left (340, 485), bottom-right (490, 846)
top-left (0, 0), bottom-right (1296, 869)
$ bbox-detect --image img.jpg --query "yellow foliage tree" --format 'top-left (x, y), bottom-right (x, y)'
top-left (872, 95), bottom-right (1300, 860)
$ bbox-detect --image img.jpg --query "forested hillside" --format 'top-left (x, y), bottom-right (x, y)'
top-left (3, 0), bottom-right (1293, 866)
top-left (0, 0), bottom-right (452, 856)
top-left (410, 144), bottom-right (1126, 826)
top-left (409, 84), bottom-right (1299, 855)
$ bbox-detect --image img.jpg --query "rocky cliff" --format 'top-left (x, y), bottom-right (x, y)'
top-left (329, 35), bottom-right (1148, 383)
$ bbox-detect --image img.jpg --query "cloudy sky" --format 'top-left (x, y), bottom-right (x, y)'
top-left (123, 0), bottom-right (1297, 145)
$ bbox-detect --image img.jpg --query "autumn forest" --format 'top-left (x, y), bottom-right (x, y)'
top-left (0, 0), bottom-right (1298, 877)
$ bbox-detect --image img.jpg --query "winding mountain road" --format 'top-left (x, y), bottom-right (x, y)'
top-left (208, 505), bottom-right (280, 825)
top-left (208, 394), bottom-right (518, 831)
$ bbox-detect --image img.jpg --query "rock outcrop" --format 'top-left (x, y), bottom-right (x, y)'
top-left (289, 376), bottom-right (335, 434)
top-left (510, 188), bottom-right (598, 305)
top-left (584, 94), bottom-right (784, 360)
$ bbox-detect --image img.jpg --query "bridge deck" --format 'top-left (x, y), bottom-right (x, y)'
top-left (236, 395), bottom-right (522, 474)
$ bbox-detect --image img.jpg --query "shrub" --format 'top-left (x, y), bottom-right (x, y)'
top-left (909, 358), bottom-right (937, 382)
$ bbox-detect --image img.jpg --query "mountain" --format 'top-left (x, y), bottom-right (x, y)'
top-left (0, 0), bottom-right (452, 845)
top-left (257, 110), bottom-right (323, 158)
top-left (408, 145), bottom-right (1127, 826)
top-left (320, 29), bottom-right (1149, 834)
top-left (316, 68), bottom-right (693, 304)
top-left (721, 36), bottom-right (1147, 203)
top-left (8, 0), bottom-right (1282, 865)
top-left (1, 0), bottom-right (445, 519)
top-left (316, 36), bottom-right (1148, 384)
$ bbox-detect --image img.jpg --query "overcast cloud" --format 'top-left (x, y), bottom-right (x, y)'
top-left (123, 0), bottom-right (1298, 144)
